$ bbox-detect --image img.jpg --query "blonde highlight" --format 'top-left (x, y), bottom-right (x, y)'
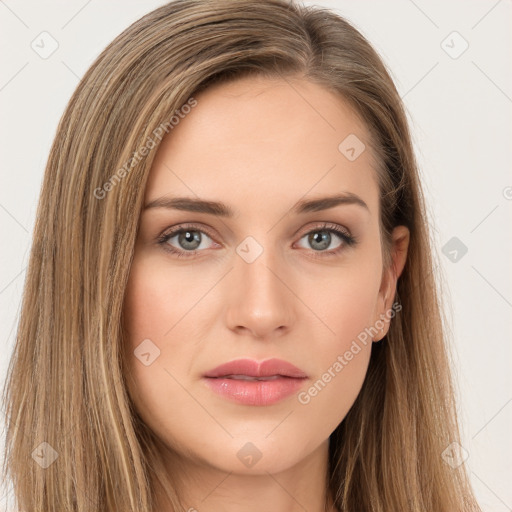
top-left (2, 1), bottom-right (481, 510)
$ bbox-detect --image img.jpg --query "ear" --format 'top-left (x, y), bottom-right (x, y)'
top-left (373, 225), bottom-right (410, 342)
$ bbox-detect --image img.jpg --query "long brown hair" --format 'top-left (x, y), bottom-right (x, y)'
top-left (1, 0), bottom-right (481, 510)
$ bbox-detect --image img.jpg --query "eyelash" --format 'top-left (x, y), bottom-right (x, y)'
top-left (156, 222), bottom-right (358, 260)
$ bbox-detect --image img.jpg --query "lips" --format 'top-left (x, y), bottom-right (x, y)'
top-left (202, 358), bottom-right (308, 406)
top-left (203, 358), bottom-right (308, 379)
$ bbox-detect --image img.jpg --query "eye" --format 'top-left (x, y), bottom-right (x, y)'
top-left (295, 223), bottom-right (357, 256)
top-left (157, 224), bottom-right (218, 258)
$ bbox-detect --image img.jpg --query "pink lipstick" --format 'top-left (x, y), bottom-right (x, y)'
top-left (202, 358), bottom-right (308, 406)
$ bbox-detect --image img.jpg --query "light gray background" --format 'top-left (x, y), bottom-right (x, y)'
top-left (1, 0), bottom-right (511, 510)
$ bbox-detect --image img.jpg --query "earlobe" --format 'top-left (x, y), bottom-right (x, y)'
top-left (373, 225), bottom-right (410, 342)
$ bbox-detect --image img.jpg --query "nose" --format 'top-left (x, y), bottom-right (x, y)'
top-left (225, 245), bottom-right (295, 340)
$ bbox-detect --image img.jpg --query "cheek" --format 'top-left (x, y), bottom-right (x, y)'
top-left (305, 252), bottom-right (382, 352)
top-left (123, 266), bottom-right (166, 343)
top-left (122, 258), bottom-right (202, 449)
top-left (122, 256), bottom-right (182, 391)
top-left (296, 254), bottom-right (382, 425)
top-left (123, 253), bottom-right (198, 345)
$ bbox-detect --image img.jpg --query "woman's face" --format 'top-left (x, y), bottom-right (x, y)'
top-left (123, 76), bottom-right (408, 476)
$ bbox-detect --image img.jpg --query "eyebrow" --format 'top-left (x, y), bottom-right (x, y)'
top-left (143, 192), bottom-right (369, 216)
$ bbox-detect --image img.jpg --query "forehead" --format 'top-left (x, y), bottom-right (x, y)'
top-left (145, 76), bottom-right (380, 218)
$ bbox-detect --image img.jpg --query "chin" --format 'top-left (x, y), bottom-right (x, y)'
top-left (194, 435), bottom-right (316, 475)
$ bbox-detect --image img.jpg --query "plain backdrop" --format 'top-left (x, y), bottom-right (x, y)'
top-left (1, 0), bottom-right (511, 510)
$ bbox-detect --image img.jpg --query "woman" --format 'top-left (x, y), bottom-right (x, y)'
top-left (1, 0), bottom-right (482, 510)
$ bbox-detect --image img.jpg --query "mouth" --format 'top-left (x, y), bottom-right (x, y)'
top-left (202, 358), bottom-right (308, 406)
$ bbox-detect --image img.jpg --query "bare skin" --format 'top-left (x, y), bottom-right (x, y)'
top-left (123, 75), bottom-right (409, 512)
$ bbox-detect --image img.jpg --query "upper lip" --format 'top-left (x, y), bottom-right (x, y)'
top-left (203, 358), bottom-right (308, 379)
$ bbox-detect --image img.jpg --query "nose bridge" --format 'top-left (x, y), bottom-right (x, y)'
top-left (226, 234), bottom-right (293, 337)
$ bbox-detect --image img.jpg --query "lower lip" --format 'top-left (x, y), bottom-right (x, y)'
top-left (203, 376), bottom-right (306, 406)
